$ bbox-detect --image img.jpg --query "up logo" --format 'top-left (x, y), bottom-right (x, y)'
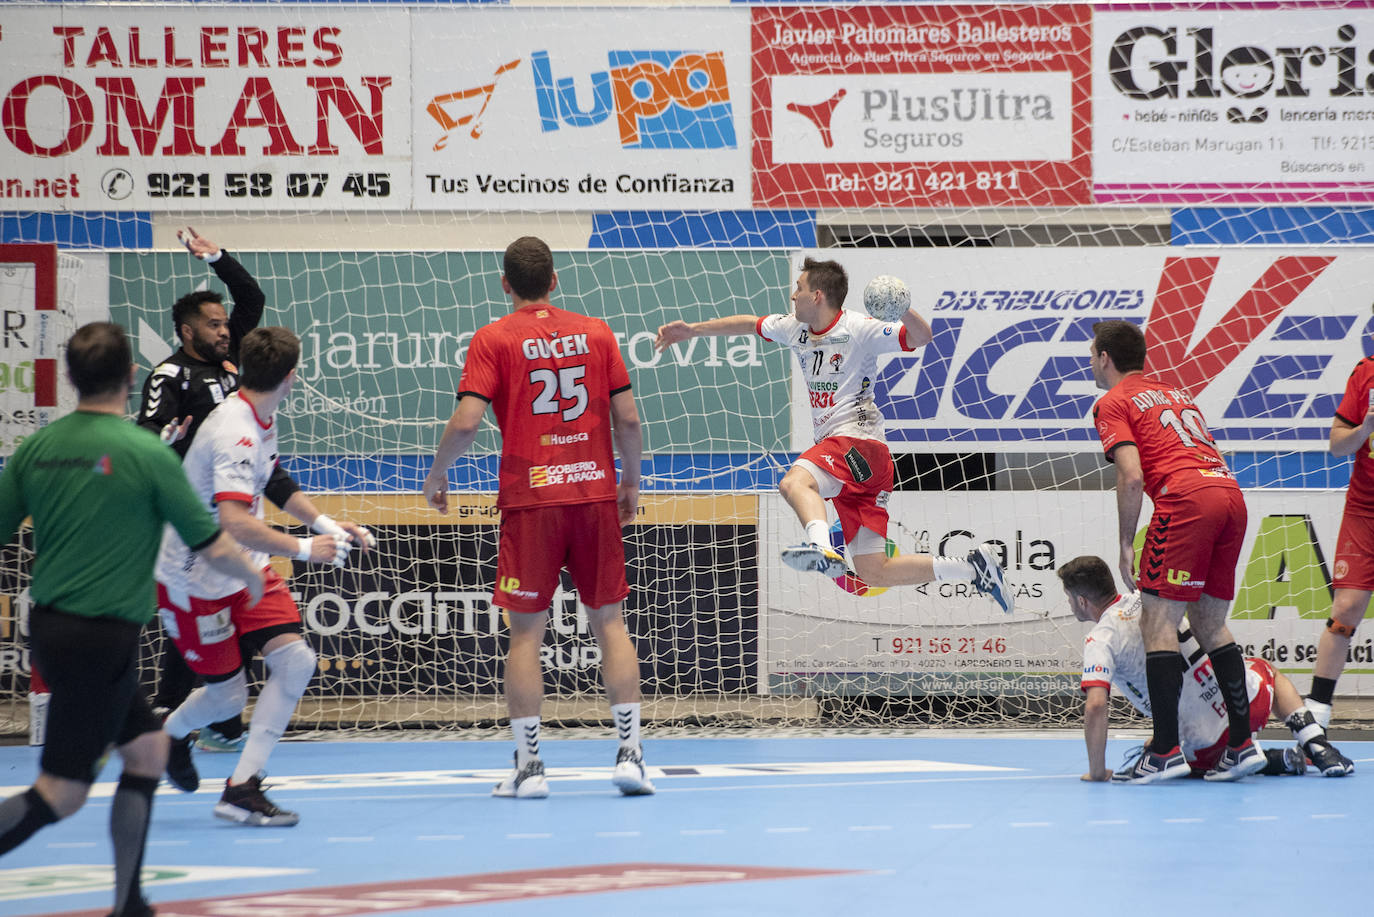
top-left (1166, 568), bottom-right (1193, 586)
top-left (531, 50), bottom-right (736, 149)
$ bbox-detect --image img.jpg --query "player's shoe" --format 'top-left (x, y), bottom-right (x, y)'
top-left (1304, 697), bottom-right (1333, 730)
top-left (165, 733), bottom-right (199, 793)
top-left (1308, 741), bottom-right (1355, 777)
top-left (1111, 744), bottom-right (1190, 784)
top-left (1203, 738), bottom-right (1266, 781)
top-left (611, 745), bottom-right (655, 796)
top-left (780, 543), bottom-right (848, 578)
top-left (196, 726), bottom-right (247, 753)
top-left (492, 752), bottom-right (549, 799)
top-left (968, 543), bottom-right (1014, 614)
top-left (213, 773), bottom-right (299, 827)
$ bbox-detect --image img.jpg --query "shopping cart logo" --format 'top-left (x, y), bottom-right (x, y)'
top-left (426, 59), bottom-right (522, 151)
top-left (532, 50), bottom-right (736, 149)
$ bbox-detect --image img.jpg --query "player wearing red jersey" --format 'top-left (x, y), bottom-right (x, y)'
top-left (423, 237), bottom-right (651, 799)
top-left (1304, 338), bottom-right (1374, 737)
top-left (1090, 319), bottom-right (1264, 783)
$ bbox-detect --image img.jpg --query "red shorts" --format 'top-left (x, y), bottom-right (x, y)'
top-left (493, 501), bottom-right (629, 613)
top-left (1138, 485), bottom-right (1247, 602)
top-left (1332, 510), bottom-right (1374, 591)
top-left (1190, 658), bottom-right (1275, 772)
top-left (156, 569), bottom-right (299, 677)
top-left (796, 436), bottom-right (894, 545)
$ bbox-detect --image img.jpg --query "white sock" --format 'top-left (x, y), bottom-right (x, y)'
top-left (933, 555), bottom-right (974, 581)
top-left (511, 716), bottom-right (541, 767)
top-left (230, 641), bottom-right (313, 786)
top-left (804, 520), bottom-right (830, 548)
top-left (611, 702), bottom-right (641, 750)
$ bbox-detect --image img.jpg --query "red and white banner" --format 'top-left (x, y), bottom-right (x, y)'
top-left (0, 6), bottom-right (410, 210)
top-left (752, 4), bottom-right (1092, 208)
top-left (1094, 4), bottom-right (1374, 204)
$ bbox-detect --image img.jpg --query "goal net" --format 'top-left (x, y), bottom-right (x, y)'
top-left (2, 1), bottom-right (1372, 735)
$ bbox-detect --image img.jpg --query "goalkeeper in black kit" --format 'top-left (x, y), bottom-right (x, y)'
top-left (137, 227), bottom-right (301, 754)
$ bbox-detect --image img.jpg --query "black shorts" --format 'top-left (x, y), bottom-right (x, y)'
top-left (30, 605), bottom-right (161, 782)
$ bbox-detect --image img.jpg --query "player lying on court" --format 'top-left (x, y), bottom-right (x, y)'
top-left (654, 257), bottom-right (1014, 613)
top-left (1059, 555), bottom-right (1354, 782)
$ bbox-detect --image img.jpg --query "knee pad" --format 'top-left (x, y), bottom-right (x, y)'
top-left (203, 671), bottom-right (249, 723)
top-left (264, 639), bottom-right (316, 698)
top-left (1326, 618), bottom-right (1358, 639)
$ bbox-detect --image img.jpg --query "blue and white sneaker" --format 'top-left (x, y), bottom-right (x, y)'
top-left (612, 745), bottom-right (655, 796)
top-left (780, 543), bottom-right (847, 578)
top-left (1203, 738), bottom-right (1267, 782)
top-left (493, 752), bottom-right (549, 799)
top-left (969, 543), bottom-right (1014, 614)
top-left (1112, 744), bottom-right (1191, 784)
top-left (196, 726), bottom-right (247, 753)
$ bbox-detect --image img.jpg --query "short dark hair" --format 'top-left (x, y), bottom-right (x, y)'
top-left (1057, 555), bottom-right (1117, 604)
top-left (66, 322), bottom-right (132, 398)
top-left (238, 326), bottom-right (300, 391)
top-left (171, 290), bottom-right (224, 341)
top-left (1092, 319), bottom-right (1146, 373)
top-left (801, 257), bottom-right (848, 311)
top-left (503, 236), bottom-right (554, 302)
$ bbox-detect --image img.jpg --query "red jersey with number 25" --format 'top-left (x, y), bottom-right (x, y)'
top-left (1092, 373), bottom-right (1236, 501)
top-left (458, 303), bottom-right (630, 511)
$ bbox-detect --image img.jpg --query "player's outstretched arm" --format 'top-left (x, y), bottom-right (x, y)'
top-left (610, 389), bottom-right (642, 526)
top-left (279, 490), bottom-right (376, 553)
top-left (1081, 685), bottom-right (1112, 781)
top-left (218, 499), bottom-right (350, 567)
top-left (196, 531), bottom-right (267, 606)
top-left (654, 315), bottom-right (759, 351)
top-left (424, 395), bottom-right (487, 514)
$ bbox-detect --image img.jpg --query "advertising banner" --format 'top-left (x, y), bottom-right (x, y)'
top-left (412, 8), bottom-right (751, 210)
top-left (109, 250), bottom-right (791, 457)
top-left (752, 4), bottom-right (1092, 208)
top-left (0, 5), bottom-right (410, 211)
top-left (1094, 5), bottom-right (1374, 203)
top-left (791, 248), bottom-right (1374, 453)
top-left (760, 490), bottom-right (1372, 697)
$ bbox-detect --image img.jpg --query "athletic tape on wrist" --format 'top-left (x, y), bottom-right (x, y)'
top-left (295, 537), bottom-right (313, 562)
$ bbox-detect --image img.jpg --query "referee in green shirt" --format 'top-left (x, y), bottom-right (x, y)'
top-left (0, 323), bottom-right (263, 917)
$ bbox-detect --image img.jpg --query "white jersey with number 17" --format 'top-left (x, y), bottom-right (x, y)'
top-left (155, 393), bottom-right (277, 599)
top-left (757, 309), bottom-right (919, 445)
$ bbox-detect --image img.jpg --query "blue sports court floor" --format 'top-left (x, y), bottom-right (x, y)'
top-left (1, 732), bottom-right (1370, 917)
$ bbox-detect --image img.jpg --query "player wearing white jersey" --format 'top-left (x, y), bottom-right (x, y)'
top-left (656, 257), bottom-right (1013, 613)
top-left (1058, 556), bottom-right (1353, 782)
top-left (156, 327), bottom-right (375, 826)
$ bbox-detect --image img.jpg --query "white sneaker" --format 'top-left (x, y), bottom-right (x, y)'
top-left (968, 542), bottom-right (1014, 614)
top-left (1305, 697), bottom-right (1332, 730)
top-left (492, 752), bottom-right (549, 799)
top-left (780, 543), bottom-right (847, 578)
top-left (612, 745), bottom-right (655, 796)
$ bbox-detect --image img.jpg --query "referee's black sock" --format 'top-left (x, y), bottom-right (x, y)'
top-left (0, 786), bottom-right (60, 855)
top-left (1145, 650), bottom-right (1185, 754)
top-left (109, 774), bottom-right (158, 915)
top-left (1208, 642), bottom-right (1253, 746)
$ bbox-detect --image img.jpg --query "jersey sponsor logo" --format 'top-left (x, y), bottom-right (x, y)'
top-left (1166, 568), bottom-right (1204, 587)
top-left (194, 607), bottom-right (235, 645)
top-left (533, 50), bottom-right (736, 149)
top-left (1083, 663), bottom-right (1109, 675)
top-left (540, 431), bottom-right (590, 446)
top-left (235, 437), bottom-right (255, 448)
top-left (209, 382), bottom-right (225, 403)
top-left (152, 363), bottom-right (181, 379)
top-left (521, 334), bottom-right (589, 361)
top-left (92, 454), bottom-right (111, 475)
top-left (497, 575), bottom-right (539, 601)
top-left (529, 461), bottom-right (607, 486)
top-left (828, 353), bottom-right (843, 372)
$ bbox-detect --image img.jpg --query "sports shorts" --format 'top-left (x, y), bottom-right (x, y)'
top-left (794, 436), bottom-right (894, 550)
top-left (157, 568), bottom-right (300, 677)
top-left (1332, 509), bottom-right (1374, 592)
top-left (30, 605), bottom-right (160, 783)
top-left (1189, 658), bottom-right (1276, 772)
top-left (1138, 484), bottom-right (1247, 602)
top-left (493, 501), bottom-right (629, 613)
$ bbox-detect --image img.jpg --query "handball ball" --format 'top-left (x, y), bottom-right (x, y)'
top-left (862, 275), bottom-right (910, 322)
